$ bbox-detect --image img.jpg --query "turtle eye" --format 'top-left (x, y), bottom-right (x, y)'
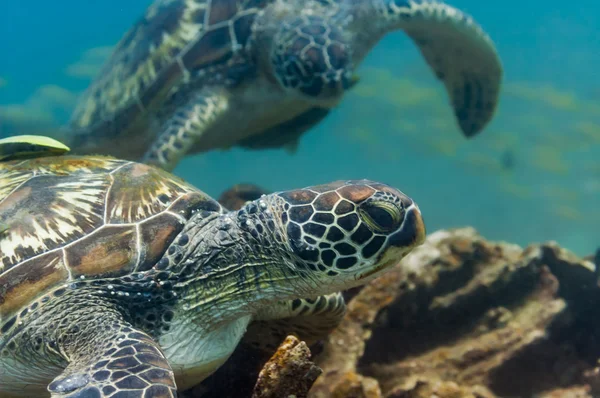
top-left (359, 201), bottom-right (403, 233)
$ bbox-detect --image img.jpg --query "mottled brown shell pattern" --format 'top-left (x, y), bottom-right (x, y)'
top-left (0, 155), bottom-right (211, 322)
top-left (70, 0), bottom-right (267, 131)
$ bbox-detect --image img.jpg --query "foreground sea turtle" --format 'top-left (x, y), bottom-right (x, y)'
top-left (65, 0), bottom-right (503, 171)
top-left (0, 147), bottom-right (425, 396)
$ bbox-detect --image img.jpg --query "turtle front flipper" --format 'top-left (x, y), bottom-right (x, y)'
top-left (142, 89), bottom-right (229, 171)
top-left (380, 0), bottom-right (503, 137)
top-left (47, 319), bottom-right (177, 398)
top-left (244, 292), bottom-right (347, 353)
top-left (0, 134), bottom-right (70, 161)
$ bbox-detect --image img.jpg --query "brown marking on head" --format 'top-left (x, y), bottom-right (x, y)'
top-left (280, 189), bottom-right (318, 205)
top-left (337, 184), bottom-right (375, 203)
top-left (313, 191), bottom-right (341, 211)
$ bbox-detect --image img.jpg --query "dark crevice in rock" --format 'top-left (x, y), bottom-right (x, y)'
top-left (358, 244), bottom-right (539, 366)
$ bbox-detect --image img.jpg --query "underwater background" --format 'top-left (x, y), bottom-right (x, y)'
top-left (0, 0), bottom-right (598, 257)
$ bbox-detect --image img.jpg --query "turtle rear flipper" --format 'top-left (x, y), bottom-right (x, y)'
top-left (0, 135), bottom-right (70, 161)
top-left (383, 0), bottom-right (503, 137)
top-left (47, 313), bottom-right (177, 398)
top-left (244, 292), bottom-right (347, 353)
top-left (142, 89), bottom-right (229, 172)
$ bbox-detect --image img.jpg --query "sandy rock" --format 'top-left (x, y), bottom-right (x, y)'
top-left (252, 335), bottom-right (322, 398)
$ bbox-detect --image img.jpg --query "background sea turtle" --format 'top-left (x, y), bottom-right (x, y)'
top-left (64, 0), bottom-right (503, 171)
top-left (0, 152), bottom-right (425, 397)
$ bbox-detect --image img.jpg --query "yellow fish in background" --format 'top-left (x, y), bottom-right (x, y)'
top-left (0, 134), bottom-right (70, 161)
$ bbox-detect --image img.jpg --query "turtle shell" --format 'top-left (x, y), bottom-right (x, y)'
top-left (0, 155), bottom-right (217, 324)
top-left (69, 0), bottom-right (268, 133)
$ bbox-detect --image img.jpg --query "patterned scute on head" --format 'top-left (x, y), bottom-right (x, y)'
top-left (276, 180), bottom-right (423, 277)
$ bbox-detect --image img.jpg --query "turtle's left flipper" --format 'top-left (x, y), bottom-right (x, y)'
top-left (48, 312), bottom-right (177, 398)
top-left (142, 89), bottom-right (229, 171)
top-left (383, 0), bottom-right (503, 137)
top-left (243, 292), bottom-right (347, 353)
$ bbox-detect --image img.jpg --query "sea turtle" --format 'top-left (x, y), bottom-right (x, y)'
top-left (65, 0), bottom-right (503, 171)
top-left (0, 150), bottom-right (425, 396)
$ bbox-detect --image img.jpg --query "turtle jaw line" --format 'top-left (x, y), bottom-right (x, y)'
top-left (178, 260), bottom-right (313, 326)
top-left (353, 245), bottom-right (412, 283)
top-left (336, 242), bottom-right (416, 288)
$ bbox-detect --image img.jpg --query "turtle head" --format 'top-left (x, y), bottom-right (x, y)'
top-left (166, 180), bottom-right (423, 321)
top-left (268, 14), bottom-right (356, 104)
top-left (242, 180), bottom-right (426, 293)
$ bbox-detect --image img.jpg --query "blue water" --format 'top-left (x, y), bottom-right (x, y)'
top-left (0, 0), bottom-right (598, 256)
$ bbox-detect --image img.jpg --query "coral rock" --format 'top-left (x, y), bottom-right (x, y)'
top-left (252, 335), bottom-right (322, 398)
top-left (190, 227), bottom-right (600, 398)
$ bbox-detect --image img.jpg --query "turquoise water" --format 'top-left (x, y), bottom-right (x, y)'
top-left (0, 0), bottom-right (598, 256)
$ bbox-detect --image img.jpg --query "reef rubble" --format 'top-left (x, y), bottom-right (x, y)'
top-left (185, 227), bottom-right (600, 398)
